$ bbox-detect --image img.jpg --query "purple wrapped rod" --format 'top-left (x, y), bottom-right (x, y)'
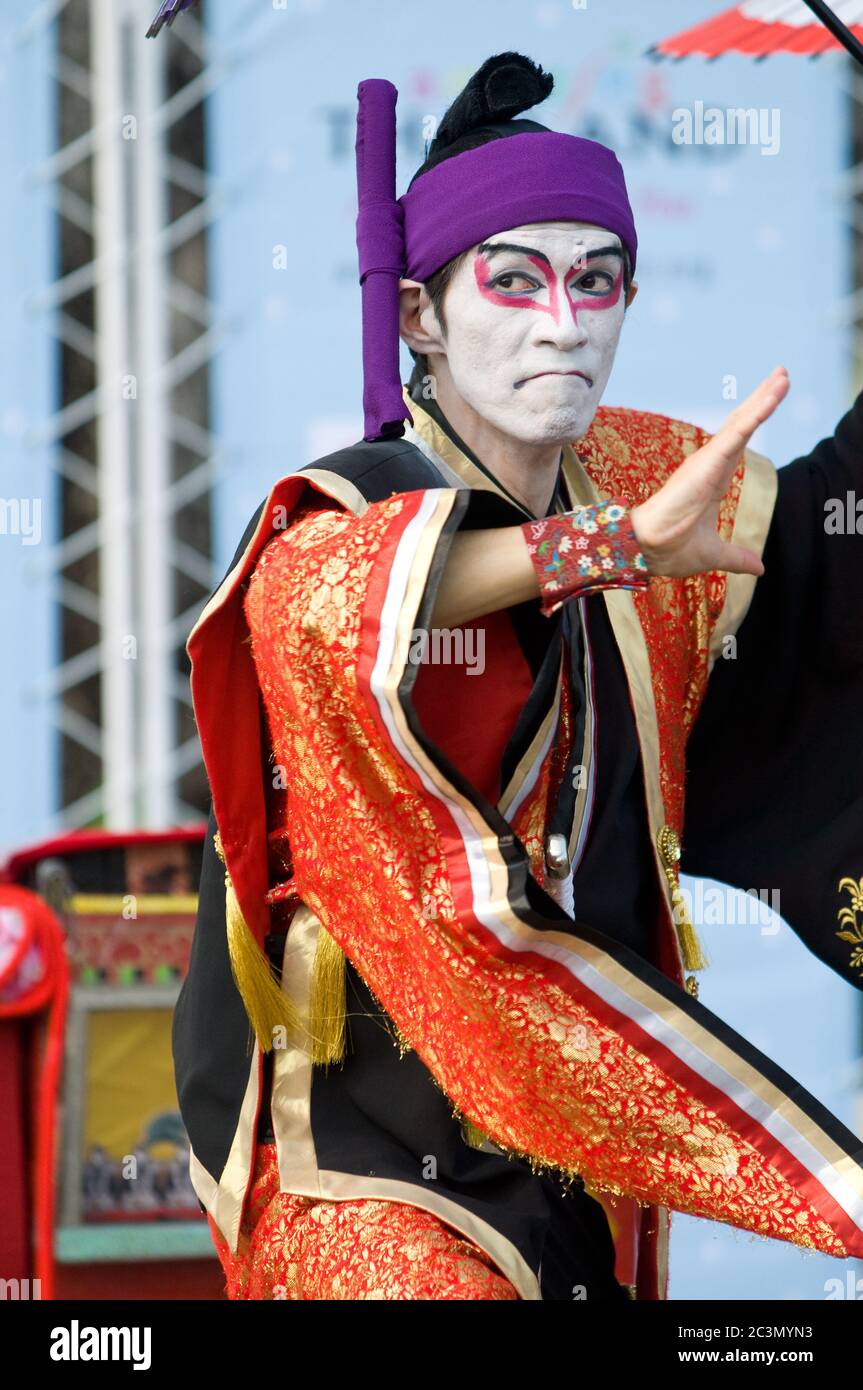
top-left (354, 78), bottom-right (638, 441)
top-left (146, 0), bottom-right (201, 39)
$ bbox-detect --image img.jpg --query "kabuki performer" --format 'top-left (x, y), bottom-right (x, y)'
top-left (169, 51), bottom-right (863, 1299)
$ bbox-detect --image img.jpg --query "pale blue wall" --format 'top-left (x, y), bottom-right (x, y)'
top-left (0, 12), bottom-right (57, 854)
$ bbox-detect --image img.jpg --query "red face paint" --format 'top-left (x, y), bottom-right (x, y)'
top-left (564, 263), bottom-right (623, 322)
top-left (473, 250), bottom-right (623, 328)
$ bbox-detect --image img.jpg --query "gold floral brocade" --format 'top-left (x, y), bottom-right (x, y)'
top-left (209, 1142), bottom-right (518, 1300)
top-left (577, 408), bottom-right (744, 836)
top-left (240, 487), bottom-right (848, 1259)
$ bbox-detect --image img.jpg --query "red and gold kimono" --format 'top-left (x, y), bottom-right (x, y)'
top-left (177, 382), bottom-right (863, 1300)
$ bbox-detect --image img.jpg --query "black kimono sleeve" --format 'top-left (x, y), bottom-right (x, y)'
top-left (682, 390), bottom-right (863, 989)
top-left (172, 501), bottom-right (267, 1189)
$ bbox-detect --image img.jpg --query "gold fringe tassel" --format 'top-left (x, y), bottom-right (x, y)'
top-left (307, 925), bottom-right (347, 1065)
top-left (461, 1116), bottom-right (492, 1150)
top-left (656, 826), bottom-right (710, 973)
top-left (672, 889), bottom-right (710, 972)
top-left (224, 874), bottom-right (305, 1052)
top-left (215, 831), bottom-right (346, 1060)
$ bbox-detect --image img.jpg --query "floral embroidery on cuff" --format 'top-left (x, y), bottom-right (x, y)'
top-left (522, 498), bottom-right (649, 617)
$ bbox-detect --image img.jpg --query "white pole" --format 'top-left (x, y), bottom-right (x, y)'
top-left (135, 12), bottom-right (174, 828)
top-left (91, 0), bottom-right (136, 828)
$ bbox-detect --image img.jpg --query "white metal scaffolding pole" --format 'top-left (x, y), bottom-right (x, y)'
top-left (135, 18), bottom-right (174, 828)
top-left (36, 0), bottom-right (271, 833)
top-left (91, 0), bottom-right (136, 827)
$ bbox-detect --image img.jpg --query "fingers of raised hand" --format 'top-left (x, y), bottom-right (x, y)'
top-left (689, 367), bottom-right (788, 495)
top-left (717, 367), bottom-right (789, 457)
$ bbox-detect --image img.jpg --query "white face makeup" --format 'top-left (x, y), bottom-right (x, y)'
top-left (434, 221), bottom-right (629, 445)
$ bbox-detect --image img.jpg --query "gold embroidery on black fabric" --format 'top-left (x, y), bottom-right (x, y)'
top-left (837, 877), bottom-right (863, 975)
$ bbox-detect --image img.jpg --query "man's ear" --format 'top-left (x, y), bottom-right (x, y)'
top-left (625, 279), bottom-right (639, 310)
top-left (399, 278), bottom-right (446, 356)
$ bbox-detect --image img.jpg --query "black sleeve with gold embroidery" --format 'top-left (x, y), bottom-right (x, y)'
top-left (683, 389), bottom-right (863, 989)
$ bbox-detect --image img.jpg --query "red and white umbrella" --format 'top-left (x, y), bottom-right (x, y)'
top-left (648, 0), bottom-right (863, 65)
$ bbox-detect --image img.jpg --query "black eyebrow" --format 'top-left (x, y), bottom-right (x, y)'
top-left (477, 240), bottom-right (623, 269)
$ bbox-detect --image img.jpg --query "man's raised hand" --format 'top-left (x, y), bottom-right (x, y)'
top-left (630, 367), bottom-right (789, 579)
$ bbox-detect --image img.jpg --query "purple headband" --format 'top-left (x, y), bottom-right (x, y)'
top-left (355, 78), bottom-right (638, 442)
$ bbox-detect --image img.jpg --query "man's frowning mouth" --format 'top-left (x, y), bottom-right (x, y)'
top-left (514, 369), bottom-right (594, 389)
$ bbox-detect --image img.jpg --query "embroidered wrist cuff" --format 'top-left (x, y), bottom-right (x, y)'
top-left (522, 499), bottom-right (649, 617)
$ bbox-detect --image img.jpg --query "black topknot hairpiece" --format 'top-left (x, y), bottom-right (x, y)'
top-left (428, 52), bottom-right (554, 156)
top-left (408, 53), bottom-right (555, 189)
